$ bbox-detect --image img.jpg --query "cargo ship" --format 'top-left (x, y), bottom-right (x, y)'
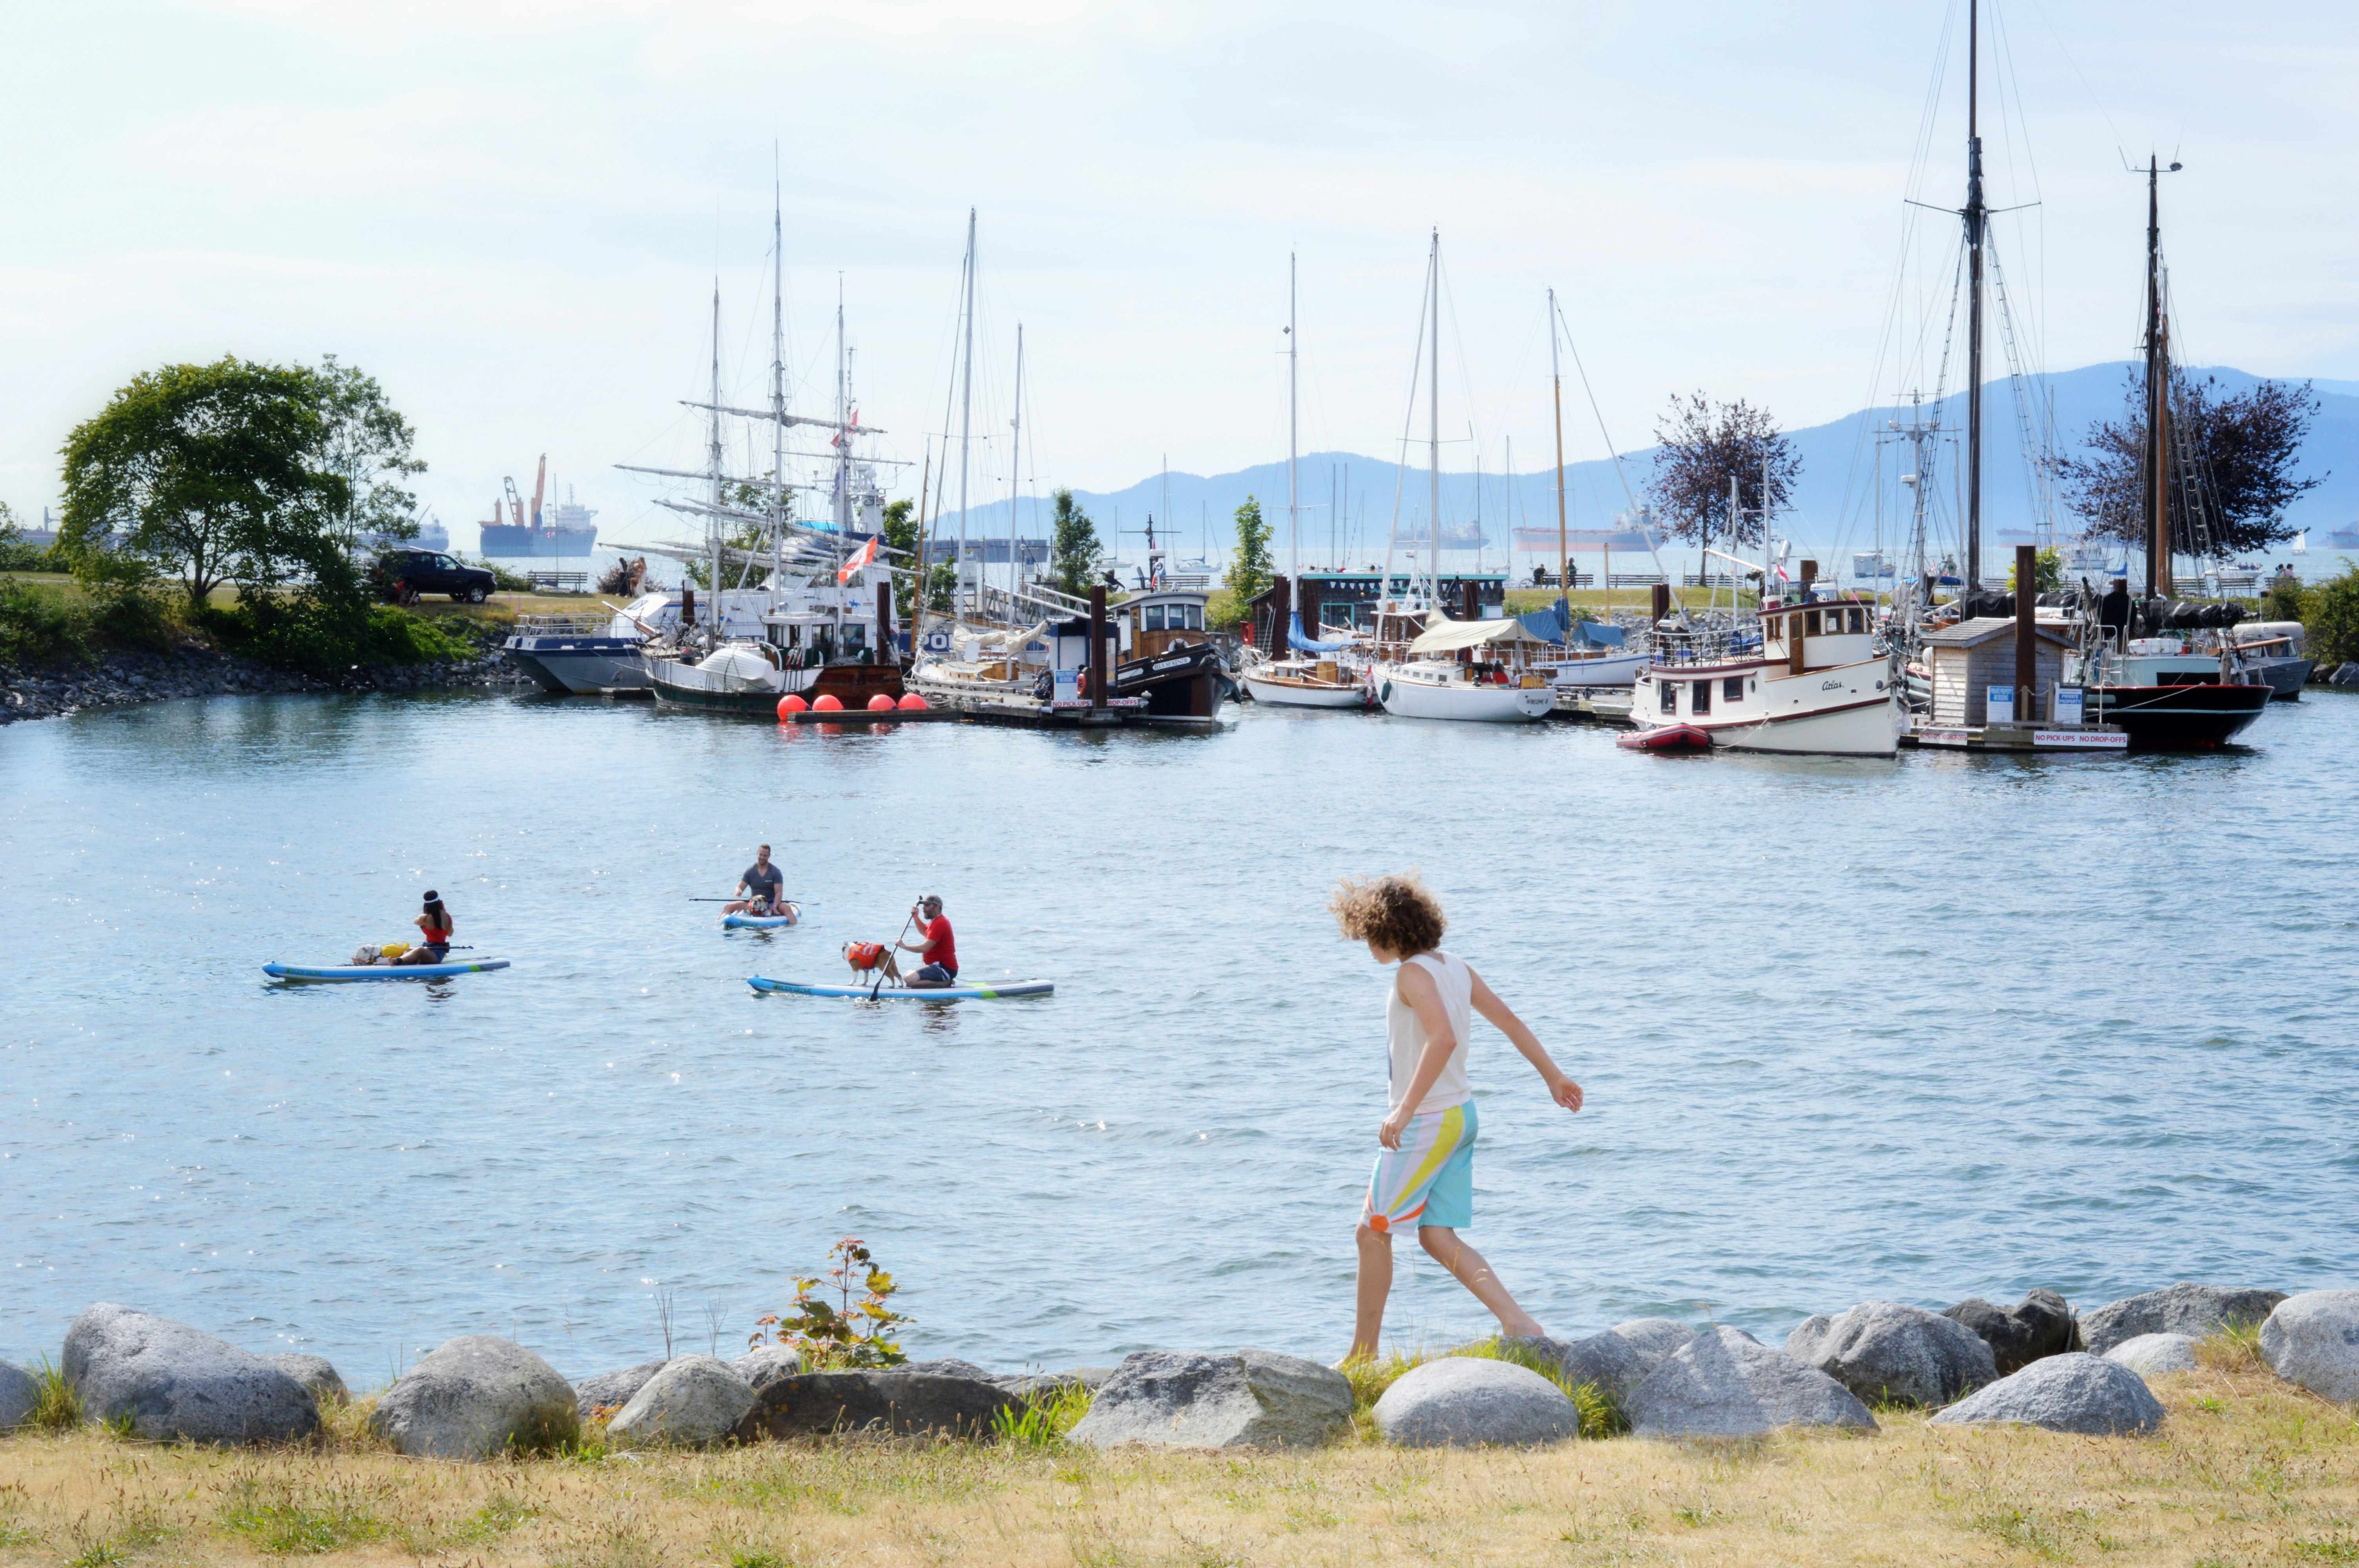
top-left (479, 456), bottom-right (598, 558)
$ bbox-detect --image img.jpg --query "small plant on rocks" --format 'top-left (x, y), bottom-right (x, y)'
top-left (750, 1237), bottom-right (912, 1370)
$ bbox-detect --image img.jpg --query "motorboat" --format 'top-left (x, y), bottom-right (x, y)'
top-left (1373, 614), bottom-right (1556, 723)
top-left (1630, 599), bottom-right (1901, 756)
top-left (2229, 620), bottom-right (2314, 701)
top-left (1242, 655), bottom-right (1366, 708)
top-left (503, 589), bottom-right (772, 695)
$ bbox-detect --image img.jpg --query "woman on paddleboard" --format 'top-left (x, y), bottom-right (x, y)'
top-left (1330, 871), bottom-right (1582, 1363)
top-left (393, 891), bottom-right (454, 965)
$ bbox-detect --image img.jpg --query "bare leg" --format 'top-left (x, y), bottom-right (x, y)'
top-left (1418, 1226), bottom-right (1544, 1339)
top-left (1350, 1222), bottom-right (1393, 1361)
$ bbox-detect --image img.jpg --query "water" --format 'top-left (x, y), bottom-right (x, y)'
top-left (5, 692), bottom-right (2355, 1386)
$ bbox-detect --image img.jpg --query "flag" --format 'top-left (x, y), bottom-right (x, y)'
top-left (838, 536), bottom-right (878, 585)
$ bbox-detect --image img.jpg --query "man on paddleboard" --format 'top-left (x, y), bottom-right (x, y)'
top-left (896, 895), bottom-right (957, 988)
top-left (724, 846), bottom-right (791, 917)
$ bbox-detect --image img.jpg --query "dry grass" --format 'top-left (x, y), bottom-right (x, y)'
top-left (0, 1364), bottom-right (2353, 1568)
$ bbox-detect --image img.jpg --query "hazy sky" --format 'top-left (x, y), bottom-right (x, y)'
top-left (4, 0), bottom-right (2352, 541)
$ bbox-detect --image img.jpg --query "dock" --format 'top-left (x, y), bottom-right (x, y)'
top-left (1903, 722), bottom-right (2128, 752)
top-left (1553, 687), bottom-right (1635, 724)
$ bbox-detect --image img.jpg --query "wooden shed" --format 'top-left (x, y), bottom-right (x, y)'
top-left (1923, 618), bottom-right (2072, 726)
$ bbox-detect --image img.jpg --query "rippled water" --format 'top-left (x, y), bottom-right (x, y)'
top-left (5, 690), bottom-right (2355, 1386)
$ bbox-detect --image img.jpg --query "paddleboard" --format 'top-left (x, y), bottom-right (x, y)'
top-left (722, 904), bottom-right (800, 930)
top-left (747, 975), bottom-right (1052, 1000)
top-left (264, 960), bottom-right (512, 982)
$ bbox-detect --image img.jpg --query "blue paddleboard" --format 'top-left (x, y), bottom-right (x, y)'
top-left (264, 960), bottom-right (512, 982)
top-left (722, 904), bottom-right (800, 930)
top-left (747, 975), bottom-right (1052, 1000)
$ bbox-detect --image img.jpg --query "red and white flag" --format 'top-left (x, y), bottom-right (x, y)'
top-left (837, 535), bottom-right (878, 585)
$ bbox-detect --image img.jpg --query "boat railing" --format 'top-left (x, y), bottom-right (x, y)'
top-left (513, 612), bottom-right (622, 638)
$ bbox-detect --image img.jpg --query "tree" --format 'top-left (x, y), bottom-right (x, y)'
top-left (1046, 489), bottom-right (1101, 598)
top-left (1643, 393), bottom-right (1800, 545)
top-left (2304, 563), bottom-right (2359, 671)
top-left (2054, 372), bottom-right (2324, 555)
top-left (2006, 547), bottom-right (2062, 595)
top-left (1224, 494), bottom-right (1273, 602)
top-left (60, 358), bottom-right (345, 610)
top-left (311, 354), bottom-right (425, 557)
top-left (880, 497), bottom-right (918, 619)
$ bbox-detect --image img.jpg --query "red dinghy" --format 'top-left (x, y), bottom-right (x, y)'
top-left (1618, 723), bottom-right (1712, 753)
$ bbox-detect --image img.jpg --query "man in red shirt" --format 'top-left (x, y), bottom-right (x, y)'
top-left (897, 895), bottom-right (958, 988)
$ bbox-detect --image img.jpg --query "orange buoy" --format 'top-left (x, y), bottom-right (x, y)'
top-left (812, 693), bottom-right (844, 712)
top-left (867, 693), bottom-right (896, 711)
top-left (897, 693), bottom-right (928, 711)
top-left (778, 694), bottom-right (807, 717)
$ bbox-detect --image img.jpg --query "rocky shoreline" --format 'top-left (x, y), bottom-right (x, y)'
top-left (5, 1282), bottom-right (2354, 1455)
top-left (0, 641), bottom-right (529, 726)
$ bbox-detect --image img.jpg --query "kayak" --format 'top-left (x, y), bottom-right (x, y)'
top-left (264, 960), bottom-right (512, 982)
top-left (722, 905), bottom-right (800, 930)
top-left (747, 975), bottom-right (1053, 1000)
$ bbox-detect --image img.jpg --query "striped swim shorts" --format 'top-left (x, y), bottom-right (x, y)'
top-left (1363, 1101), bottom-right (1477, 1233)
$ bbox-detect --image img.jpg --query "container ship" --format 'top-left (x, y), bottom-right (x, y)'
top-left (480, 456), bottom-right (598, 558)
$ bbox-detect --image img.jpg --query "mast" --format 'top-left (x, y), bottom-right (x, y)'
top-left (769, 159), bottom-right (786, 593)
top-left (1288, 251), bottom-right (1299, 586)
top-left (706, 280), bottom-right (723, 647)
top-left (1008, 323), bottom-right (1023, 605)
top-left (2143, 155), bottom-right (2171, 600)
top-left (1549, 287), bottom-right (1568, 597)
top-left (1428, 227), bottom-right (1440, 612)
top-left (833, 277), bottom-right (847, 650)
top-left (956, 209), bottom-right (976, 624)
top-left (1964, 0), bottom-right (1987, 594)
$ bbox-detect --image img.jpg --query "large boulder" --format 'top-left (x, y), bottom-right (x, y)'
top-left (368, 1336), bottom-right (578, 1459)
top-left (1608, 1319), bottom-right (1696, 1378)
top-left (2104, 1334), bottom-right (2201, 1377)
top-left (576, 1359), bottom-right (670, 1421)
top-left (2079, 1285), bottom-right (2287, 1356)
top-left (63, 1304), bottom-right (319, 1444)
top-left (729, 1345), bottom-right (802, 1394)
top-left (2259, 1290), bottom-right (2359, 1403)
top-left (268, 1354), bottom-right (349, 1409)
top-left (1510, 1331), bottom-right (1649, 1410)
top-left (608, 1356), bottom-right (754, 1448)
top-left (1625, 1327), bottom-right (1877, 1439)
top-left (900, 1357), bottom-right (994, 1381)
top-left (1942, 1290), bottom-right (2080, 1374)
top-left (734, 1368), bottom-right (1019, 1441)
top-left (1372, 1357), bottom-right (1583, 1448)
top-left (1785, 1302), bottom-right (1997, 1407)
top-left (0, 1360), bottom-right (37, 1430)
top-left (1068, 1350), bottom-right (1352, 1450)
top-left (1930, 1352), bottom-right (2165, 1436)
top-left (1000, 1367), bottom-right (1115, 1401)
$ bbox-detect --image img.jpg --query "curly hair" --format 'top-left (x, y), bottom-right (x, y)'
top-left (1328, 871), bottom-right (1446, 957)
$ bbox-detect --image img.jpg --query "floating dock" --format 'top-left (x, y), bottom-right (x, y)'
top-left (1903, 722), bottom-right (2128, 752)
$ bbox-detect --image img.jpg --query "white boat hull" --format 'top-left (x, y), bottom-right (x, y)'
top-left (1544, 651), bottom-right (1647, 689)
top-left (1633, 659), bottom-right (1900, 757)
top-left (1376, 672), bottom-right (1554, 722)
top-left (1242, 673), bottom-right (1366, 708)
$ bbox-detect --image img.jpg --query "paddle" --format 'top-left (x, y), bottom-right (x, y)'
top-left (872, 901), bottom-right (919, 1000)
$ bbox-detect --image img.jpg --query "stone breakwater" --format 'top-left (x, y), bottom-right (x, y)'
top-left (5, 1283), bottom-right (2355, 1455)
top-left (1, 642), bottom-right (527, 725)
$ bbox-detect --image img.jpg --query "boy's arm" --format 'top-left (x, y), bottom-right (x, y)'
top-left (1469, 967), bottom-right (1583, 1112)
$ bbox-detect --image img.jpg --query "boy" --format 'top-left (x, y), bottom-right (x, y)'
top-left (1330, 871), bottom-right (1583, 1361)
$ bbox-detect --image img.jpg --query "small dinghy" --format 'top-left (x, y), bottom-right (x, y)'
top-left (264, 959), bottom-right (512, 982)
top-left (1617, 723), bottom-right (1712, 753)
top-left (722, 904), bottom-right (801, 930)
top-left (747, 975), bottom-right (1053, 1001)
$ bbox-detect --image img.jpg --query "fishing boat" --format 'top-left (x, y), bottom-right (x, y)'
top-left (1630, 599), bottom-right (1901, 755)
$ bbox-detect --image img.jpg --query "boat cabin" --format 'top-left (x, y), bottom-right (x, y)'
top-left (1121, 587), bottom-right (1211, 659)
top-left (1283, 570), bottom-right (1507, 636)
top-left (1761, 599), bottom-right (1878, 674)
top-left (1921, 617), bottom-right (2071, 725)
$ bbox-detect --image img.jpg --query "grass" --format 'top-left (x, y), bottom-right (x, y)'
top-left (0, 1363), bottom-right (2353, 1566)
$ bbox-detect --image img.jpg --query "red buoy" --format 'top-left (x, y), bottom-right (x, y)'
top-left (778, 694), bottom-right (807, 717)
top-left (867, 693), bottom-right (896, 711)
top-left (812, 693), bottom-right (844, 712)
top-left (897, 693), bottom-right (928, 711)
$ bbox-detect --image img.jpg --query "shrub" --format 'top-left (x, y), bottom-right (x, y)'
top-left (2303, 563), bottom-right (2359, 669)
top-left (749, 1237), bottom-right (911, 1370)
top-left (2261, 574), bottom-right (2309, 624)
top-left (200, 593), bottom-right (472, 675)
top-left (0, 580), bottom-right (89, 667)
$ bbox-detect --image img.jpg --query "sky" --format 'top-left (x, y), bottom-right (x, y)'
top-left (4, 0), bottom-right (2354, 547)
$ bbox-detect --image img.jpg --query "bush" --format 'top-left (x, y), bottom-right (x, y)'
top-left (2302, 563), bottom-right (2359, 669)
top-left (201, 593), bottom-right (473, 675)
top-left (2261, 574), bottom-right (2309, 624)
top-left (1205, 588), bottom-right (1243, 631)
top-left (0, 579), bottom-right (89, 666)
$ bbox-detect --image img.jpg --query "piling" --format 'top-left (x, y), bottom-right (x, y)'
top-left (1650, 582), bottom-right (1670, 624)
top-left (1089, 585), bottom-right (1108, 710)
top-left (2016, 544), bottom-right (2039, 721)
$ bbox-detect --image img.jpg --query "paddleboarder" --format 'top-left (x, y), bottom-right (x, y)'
top-left (723, 846), bottom-right (791, 917)
top-left (894, 895), bottom-right (957, 989)
top-left (1330, 871), bottom-right (1583, 1363)
top-left (391, 891), bottom-right (455, 965)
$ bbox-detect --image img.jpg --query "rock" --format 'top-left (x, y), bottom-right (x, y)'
top-left (999, 1367), bottom-right (1114, 1401)
top-left (1785, 1301), bottom-right (1997, 1407)
top-left (1067, 1350), bottom-right (1353, 1450)
top-left (1930, 1352), bottom-right (2166, 1435)
top-left (2258, 1290), bottom-right (2359, 1403)
top-left (0, 1359), bottom-right (37, 1430)
top-left (368, 1336), bottom-right (578, 1458)
top-left (2332, 662), bottom-right (2359, 688)
top-left (2079, 1284), bottom-right (2288, 1356)
top-left (1373, 1357), bottom-right (1584, 1448)
top-left (1625, 1327), bottom-right (1878, 1439)
top-left (2103, 1333), bottom-right (2200, 1375)
top-left (1608, 1318), bottom-right (1697, 1378)
top-left (1943, 1290), bottom-right (2081, 1374)
top-left (268, 1354), bottom-right (350, 1408)
top-left (576, 1359), bottom-right (671, 1421)
top-left (728, 1345), bottom-right (803, 1395)
top-left (732, 1368), bottom-right (1019, 1441)
top-left (608, 1356), bottom-right (755, 1448)
top-left (1508, 1332), bottom-right (1649, 1409)
top-left (900, 1357), bottom-right (994, 1381)
top-left (63, 1303), bottom-right (319, 1444)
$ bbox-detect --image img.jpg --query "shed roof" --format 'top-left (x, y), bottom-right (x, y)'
top-left (1921, 617), bottom-right (2074, 649)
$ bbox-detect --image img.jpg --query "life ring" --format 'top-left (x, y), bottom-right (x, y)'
top-left (1074, 668), bottom-right (1090, 699)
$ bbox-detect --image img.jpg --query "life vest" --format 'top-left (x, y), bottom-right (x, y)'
top-left (845, 941), bottom-right (887, 971)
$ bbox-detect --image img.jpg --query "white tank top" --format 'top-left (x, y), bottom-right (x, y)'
top-left (1387, 951), bottom-right (1474, 1117)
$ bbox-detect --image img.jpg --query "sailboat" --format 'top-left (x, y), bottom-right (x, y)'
top-left (1243, 253), bottom-right (1367, 710)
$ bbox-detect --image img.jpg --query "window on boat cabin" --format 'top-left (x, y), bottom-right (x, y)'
top-left (1805, 610), bottom-right (1822, 637)
top-left (1691, 679), bottom-right (1711, 715)
top-left (1724, 676), bottom-right (1745, 703)
top-left (1659, 680), bottom-right (1676, 713)
top-left (1183, 604), bottom-right (1202, 630)
top-left (1846, 607), bottom-right (1865, 633)
top-left (1145, 604), bottom-right (1166, 631)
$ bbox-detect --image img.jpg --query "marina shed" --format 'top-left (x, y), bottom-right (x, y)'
top-left (1923, 618), bottom-right (2073, 726)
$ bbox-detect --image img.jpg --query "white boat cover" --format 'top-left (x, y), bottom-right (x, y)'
top-left (1407, 615), bottom-right (1553, 655)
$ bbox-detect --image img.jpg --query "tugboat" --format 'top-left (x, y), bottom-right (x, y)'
top-left (1631, 597), bottom-right (1900, 755)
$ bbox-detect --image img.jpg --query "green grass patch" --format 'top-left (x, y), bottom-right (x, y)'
top-left (1337, 1338), bottom-right (1621, 1440)
top-left (216, 1483), bottom-right (387, 1556)
top-left (990, 1380), bottom-right (1095, 1449)
top-left (29, 1356), bottom-right (84, 1430)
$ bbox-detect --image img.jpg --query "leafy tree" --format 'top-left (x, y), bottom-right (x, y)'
top-left (880, 497), bottom-right (918, 620)
top-left (1047, 488), bottom-right (1101, 598)
top-left (59, 358), bottom-right (345, 610)
top-left (2054, 372), bottom-right (2324, 554)
top-left (312, 354), bottom-right (425, 556)
top-left (2006, 547), bottom-right (2062, 595)
top-left (1644, 393), bottom-right (1799, 545)
top-left (1224, 494), bottom-right (1273, 602)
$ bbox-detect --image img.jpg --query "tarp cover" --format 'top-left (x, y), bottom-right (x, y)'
top-left (1516, 597), bottom-right (1624, 649)
top-left (1408, 615), bottom-right (1553, 655)
top-left (1287, 613), bottom-right (1349, 654)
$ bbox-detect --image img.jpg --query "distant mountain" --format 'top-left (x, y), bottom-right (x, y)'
top-left (943, 363), bottom-right (2355, 570)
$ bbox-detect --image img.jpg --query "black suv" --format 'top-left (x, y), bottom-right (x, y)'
top-left (375, 550), bottom-right (497, 604)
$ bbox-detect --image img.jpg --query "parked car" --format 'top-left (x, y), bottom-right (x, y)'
top-left (374, 550), bottom-right (496, 604)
